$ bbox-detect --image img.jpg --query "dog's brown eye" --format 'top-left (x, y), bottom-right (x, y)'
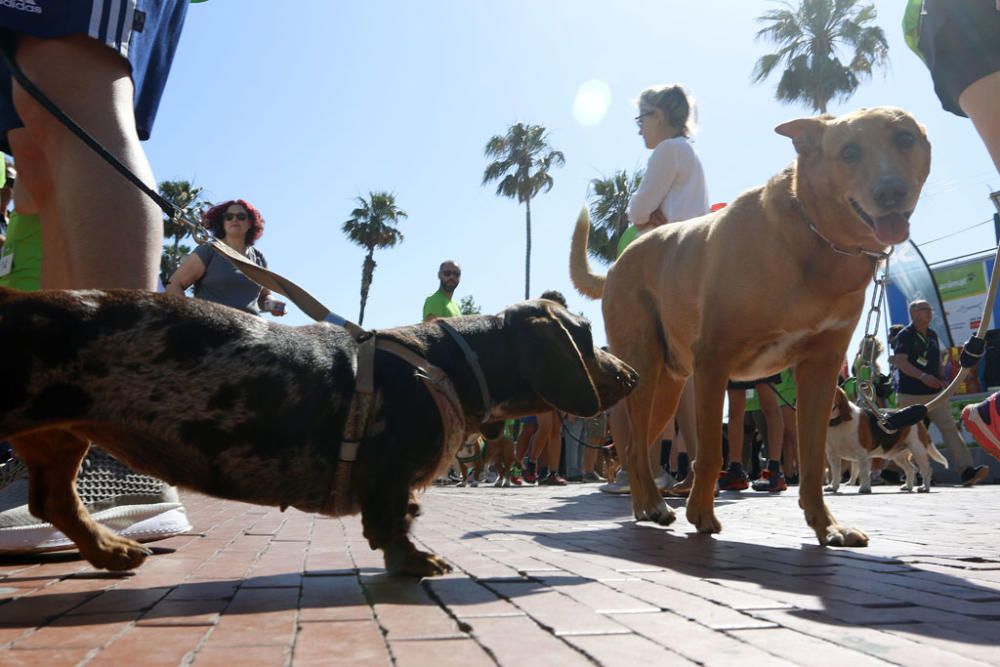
top-left (839, 143), bottom-right (862, 164)
top-left (895, 131), bottom-right (915, 150)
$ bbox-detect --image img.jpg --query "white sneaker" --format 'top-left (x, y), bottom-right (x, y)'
top-left (599, 469), bottom-right (631, 494)
top-left (654, 470), bottom-right (677, 491)
top-left (0, 448), bottom-right (191, 553)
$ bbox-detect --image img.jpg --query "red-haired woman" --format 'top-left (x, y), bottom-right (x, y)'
top-left (166, 199), bottom-right (285, 316)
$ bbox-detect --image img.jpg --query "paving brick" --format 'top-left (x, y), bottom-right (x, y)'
top-left (298, 573), bottom-right (372, 622)
top-left (364, 580), bottom-right (463, 639)
top-left (466, 613), bottom-right (594, 666)
top-left (2, 647), bottom-right (93, 666)
top-left (12, 612), bottom-right (134, 649)
top-left (291, 620), bottom-right (390, 665)
top-left (190, 643), bottom-right (290, 666)
top-left (389, 637), bottom-right (494, 666)
top-left (87, 625), bottom-right (211, 666)
top-left (572, 631), bottom-right (697, 665)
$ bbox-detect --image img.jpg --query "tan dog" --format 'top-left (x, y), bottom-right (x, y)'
top-left (826, 386), bottom-right (947, 494)
top-left (570, 107), bottom-right (931, 547)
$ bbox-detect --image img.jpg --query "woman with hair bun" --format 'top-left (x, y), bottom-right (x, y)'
top-left (627, 83), bottom-right (708, 235)
top-left (166, 198), bottom-right (285, 316)
top-left (605, 84), bottom-right (709, 497)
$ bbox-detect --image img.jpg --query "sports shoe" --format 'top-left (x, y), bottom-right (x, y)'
top-left (751, 470), bottom-right (787, 493)
top-left (510, 475), bottom-right (523, 486)
top-left (0, 448), bottom-right (191, 553)
top-left (538, 473), bottom-right (568, 486)
top-left (581, 471), bottom-right (605, 483)
top-left (599, 468), bottom-right (631, 494)
top-left (960, 465), bottom-right (990, 487)
top-left (962, 393), bottom-right (1000, 462)
top-left (718, 464), bottom-right (749, 491)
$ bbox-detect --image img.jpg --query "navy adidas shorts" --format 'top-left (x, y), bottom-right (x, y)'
top-left (916, 0), bottom-right (1000, 117)
top-left (0, 0), bottom-right (189, 146)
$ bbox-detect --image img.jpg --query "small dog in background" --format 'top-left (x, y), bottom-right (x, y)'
top-left (826, 386), bottom-right (947, 493)
top-left (483, 432), bottom-right (517, 487)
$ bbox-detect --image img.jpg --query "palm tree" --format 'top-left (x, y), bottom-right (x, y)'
top-left (587, 169), bottom-right (643, 264)
top-left (482, 123), bottom-right (565, 299)
top-left (158, 180), bottom-right (210, 284)
top-left (751, 0), bottom-right (889, 113)
top-left (342, 192), bottom-right (407, 325)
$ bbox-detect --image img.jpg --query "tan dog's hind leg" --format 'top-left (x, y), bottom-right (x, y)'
top-left (686, 365), bottom-right (727, 534)
top-left (10, 431), bottom-right (153, 571)
top-left (795, 355), bottom-right (869, 547)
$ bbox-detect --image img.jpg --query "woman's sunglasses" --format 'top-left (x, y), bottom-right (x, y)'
top-left (224, 212), bottom-right (248, 221)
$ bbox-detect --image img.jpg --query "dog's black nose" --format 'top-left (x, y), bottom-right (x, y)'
top-left (872, 175), bottom-right (908, 210)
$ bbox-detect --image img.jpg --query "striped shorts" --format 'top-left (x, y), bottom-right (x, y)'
top-left (0, 0), bottom-right (189, 143)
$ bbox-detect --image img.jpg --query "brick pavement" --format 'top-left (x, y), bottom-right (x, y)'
top-left (2, 481), bottom-right (1000, 666)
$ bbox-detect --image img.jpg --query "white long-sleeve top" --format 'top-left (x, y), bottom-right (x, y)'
top-left (627, 136), bottom-right (708, 230)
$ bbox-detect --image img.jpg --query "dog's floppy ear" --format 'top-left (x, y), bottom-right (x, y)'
top-left (480, 420), bottom-right (505, 440)
top-left (834, 386), bottom-right (853, 422)
top-left (506, 301), bottom-right (601, 417)
top-left (775, 115), bottom-right (831, 157)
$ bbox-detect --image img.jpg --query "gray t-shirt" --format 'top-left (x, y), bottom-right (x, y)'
top-left (192, 243), bottom-right (267, 314)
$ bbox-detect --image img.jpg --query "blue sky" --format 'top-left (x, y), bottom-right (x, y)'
top-left (146, 1), bottom-right (999, 359)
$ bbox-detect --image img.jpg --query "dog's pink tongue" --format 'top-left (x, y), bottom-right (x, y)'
top-left (874, 213), bottom-right (909, 245)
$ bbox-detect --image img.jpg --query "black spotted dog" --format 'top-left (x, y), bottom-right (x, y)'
top-left (0, 289), bottom-right (637, 576)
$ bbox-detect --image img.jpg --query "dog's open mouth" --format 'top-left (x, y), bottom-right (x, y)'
top-left (850, 198), bottom-right (911, 245)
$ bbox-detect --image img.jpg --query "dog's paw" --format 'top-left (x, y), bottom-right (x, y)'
top-left (916, 486), bottom-right (929, 493)
top-left (633, 501), bottom-right (675, 526)
top-left (823, 485), bottom-right (838, 493)
top-left (685, 504), bottom-right (722, 534)
top-left (86, 535), bottom-right (153, 571)
top-left (858, 486), bottom-right (872, 495)
top-left (388, 549), bottom-right (452, 577)
top-left (821, 525), bottom-right (869, 548)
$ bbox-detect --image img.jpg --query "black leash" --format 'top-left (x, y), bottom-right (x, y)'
top-left (557, 413), bottom-right (613, 450)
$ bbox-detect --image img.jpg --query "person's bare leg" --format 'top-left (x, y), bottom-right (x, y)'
top-left (780, 404), bottom-right (797, 478)
top-left (6, 128), bottom-right (73, 288)
top-left (959, 70), bottom-right (1000, 173)
top-left (11, 34), bottom-right (160, 290)
top-left (726, 389), bottom-right (746, 467)
top-left (758, 384), bottom-right (784, 467)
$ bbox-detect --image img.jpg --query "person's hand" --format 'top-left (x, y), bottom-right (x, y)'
top-left (648, 209), bottom-right (668, 227)
top-left (268, 299), bottom-right (287, 316)
top-left (920, 372), bottom-right (944, 389)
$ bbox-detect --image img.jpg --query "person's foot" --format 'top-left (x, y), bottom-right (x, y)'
top-left (654, 470), bottom-right (677, 493)
top-left (662, 474), bottom-right (693, 497)
top-left (538, 473), bottom-right (568, 486)
top-left (581, 471), bottom-right (605, 483)
top-left (960, 465), bottom-right (990, 487)
top-left (599, 469), bottom-right (630, 494)
top-left (962, 393), bottom-right (1000, 462)
top-left (510, 475), bottom-right (523, 486)
top-left (522, 471), bottom-right (538, 484)
top-left (0, 448), bottom-right (191, 554)
top-left (751, 470), bottom-right (787, 493)
top-left (718, 463), bottom-right (749, 491)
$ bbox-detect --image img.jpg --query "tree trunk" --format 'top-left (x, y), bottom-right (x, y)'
top-left (524, 197), bottom-right (532, 300)
top-left (358, 250), bottom-right (376, 325)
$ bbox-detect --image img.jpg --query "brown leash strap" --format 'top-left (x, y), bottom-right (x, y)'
top-left (206, 238), bottom-right (366, 339)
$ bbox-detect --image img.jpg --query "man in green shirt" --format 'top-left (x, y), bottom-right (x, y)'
top-left (423, 260), bottom-right (462, 321)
